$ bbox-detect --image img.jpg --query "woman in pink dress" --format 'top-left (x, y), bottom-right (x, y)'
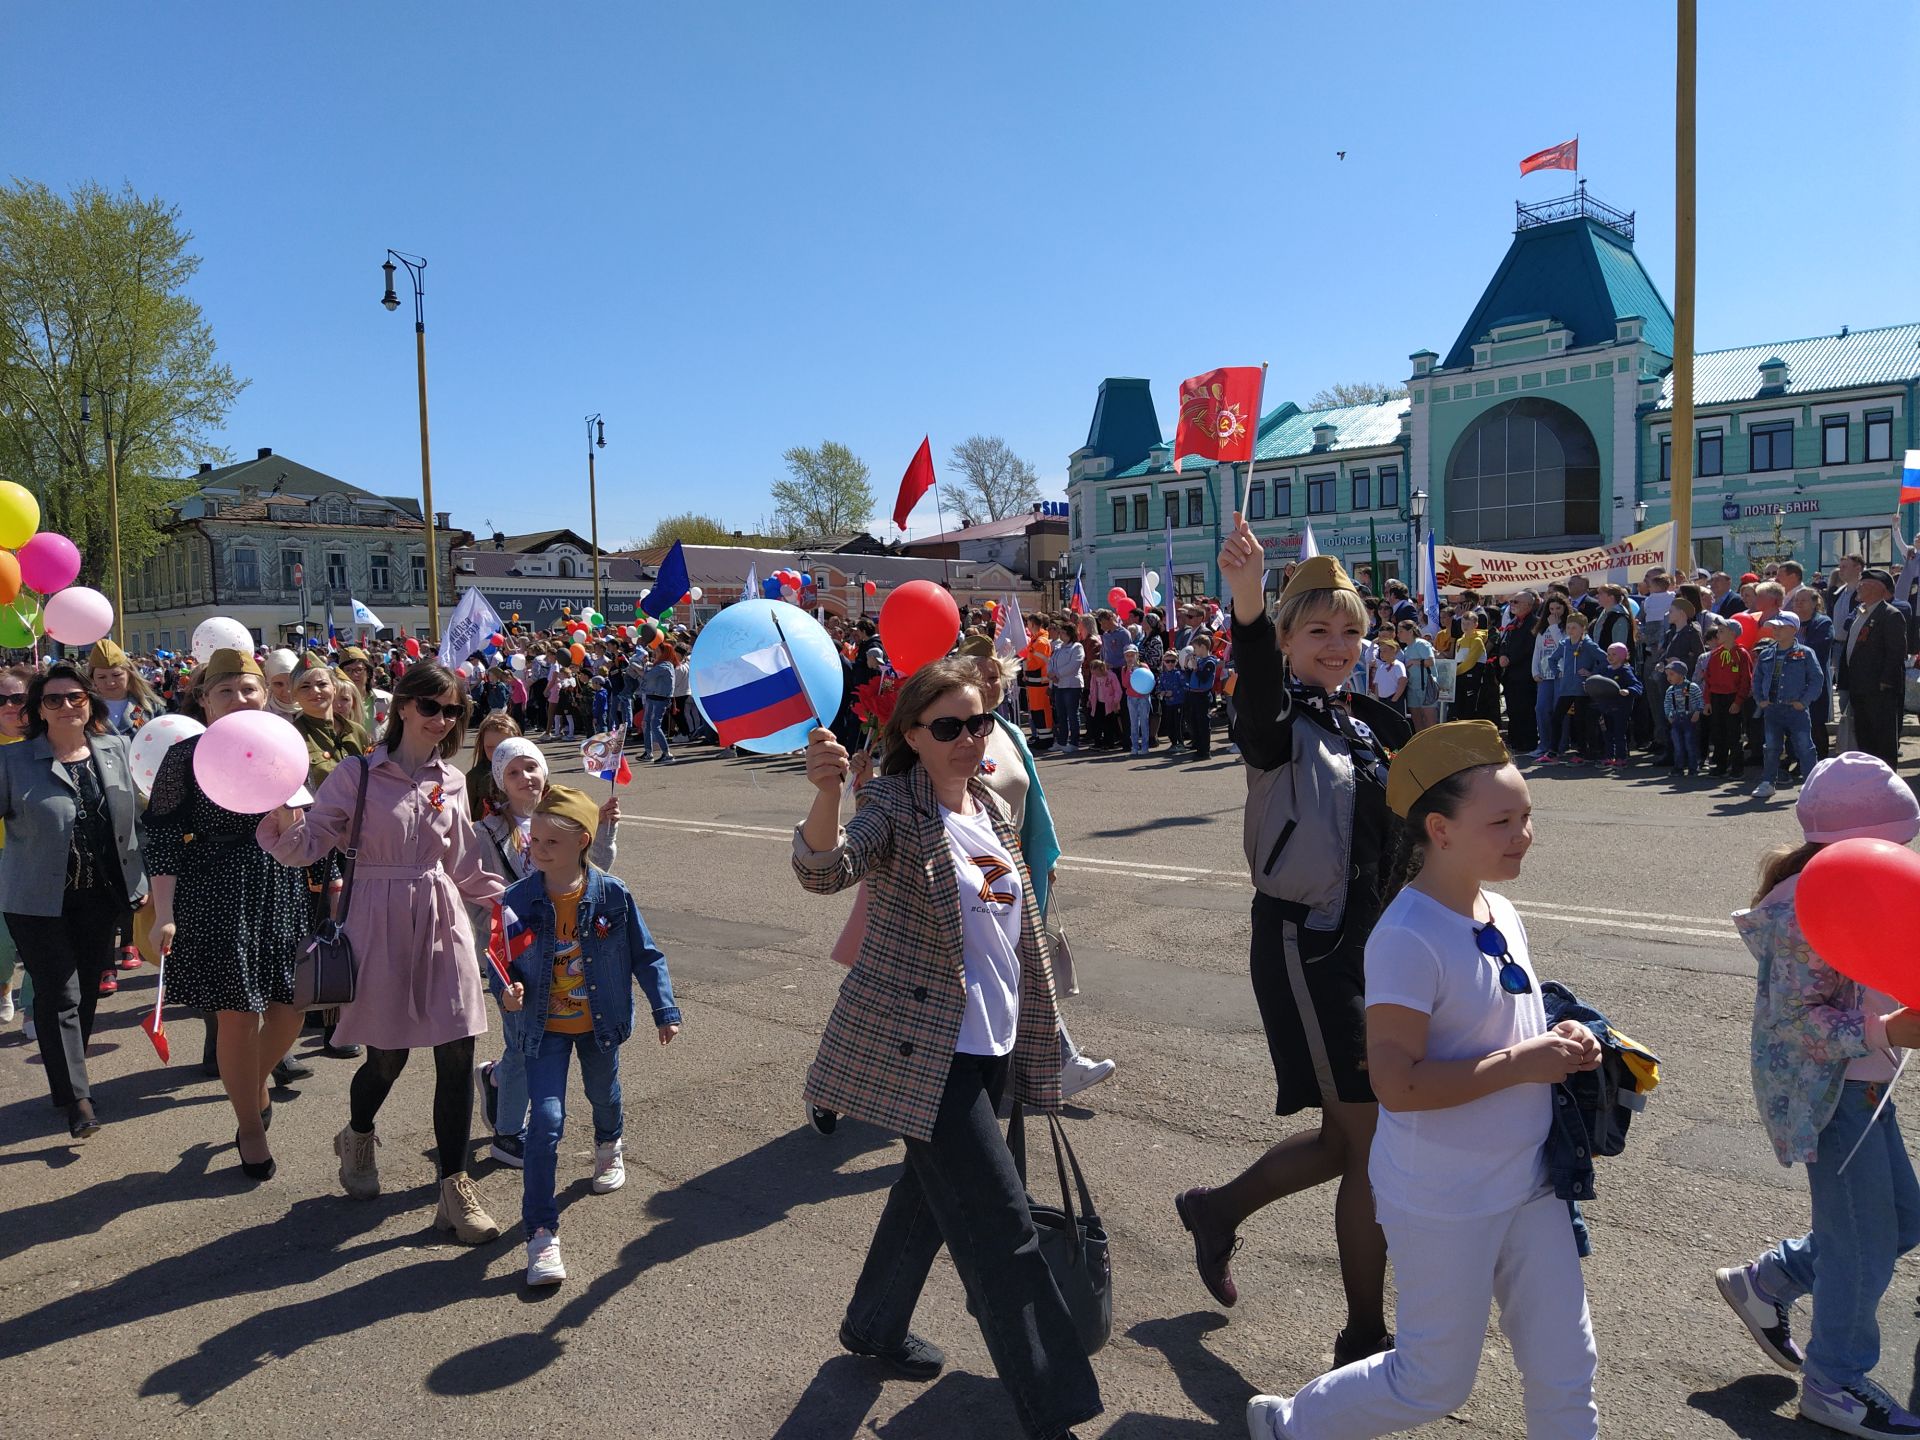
top-left (259, 661), bottom-right (506, 1244)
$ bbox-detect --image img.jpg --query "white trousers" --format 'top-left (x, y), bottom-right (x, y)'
top-left (1275, 1189), bottom-right (1598, 1440)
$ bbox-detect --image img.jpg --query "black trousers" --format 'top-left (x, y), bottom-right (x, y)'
top-left (1851, 690), bottom-right (1903, 768)
top-left (1184, 694), bottom-right (1213, 758)
top-left (8, 889), bottom-right (121, 1108)
top-left (1707, 694), bottom-right (1746, 773)
top-left (846, 1054), bottom-right (1102, 1440)
top-left (1503, 671), bottom-right (1539, 753)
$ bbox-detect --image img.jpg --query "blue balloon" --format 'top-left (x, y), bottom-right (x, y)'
top-left (688, 599), bottom-right (845, 755)
top-left (1128, 665), bottom-right (1155, 696)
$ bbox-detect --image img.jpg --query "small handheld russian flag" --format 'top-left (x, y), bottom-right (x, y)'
top-left (1900, 449), bottom-right (1920, 506)
top-left (581, 726), bottom-right (632, 785)
top-left (487, 902), bottom-right (533, 988)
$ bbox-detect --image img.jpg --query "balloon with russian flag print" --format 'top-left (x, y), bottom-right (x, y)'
top-left (688, 600), bottom-right (843, 755)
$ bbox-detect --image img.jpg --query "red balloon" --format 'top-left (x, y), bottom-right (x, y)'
top-left (1795, 838), bottom-right (1920, 1004)
top-left (862, 580), bottom-right (877, 596)
top-left (490, 632), bottom-right (504, 647)
top-left (879, 580), bottom-right (961, 674)
top-left (1732, 612), bottom-right (1759, 649)
top-left (403, 637), bottom-right (421, 657)
top-left (1107, 586), bottom-right (1128, 608)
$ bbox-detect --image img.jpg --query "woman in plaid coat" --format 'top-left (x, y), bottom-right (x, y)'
top-left (795, 657), bottom-right (1102, 1440)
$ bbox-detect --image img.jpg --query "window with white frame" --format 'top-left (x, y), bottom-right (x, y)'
top-left (411, 552), bottom-right (427, 591)
top-left (369, 553), bottom-right (391, 591)
top-left (1822, 415), bottom-right (1849, 466)
top-left (1866, 411), bottom-right (1894, 463)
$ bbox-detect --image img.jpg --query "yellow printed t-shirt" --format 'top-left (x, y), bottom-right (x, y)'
top-left (545, 879), bottom-right (591, 1034)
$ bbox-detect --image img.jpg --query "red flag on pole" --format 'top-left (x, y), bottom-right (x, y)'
top-left (1519, 138), bottom-right (1579, 175)
top-left (141, 953), bottom-right (170, 1062)
top-left (892, 437), bottom-right (936, 531)
top-left (1173, 367), bottom-right (1263, 474)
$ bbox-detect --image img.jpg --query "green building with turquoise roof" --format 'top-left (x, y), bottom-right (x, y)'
top-left (1067, 186), bottom-right (1920, 602)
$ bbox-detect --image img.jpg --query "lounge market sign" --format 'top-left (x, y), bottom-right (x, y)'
top-left (1434, 523), bottom-right (1674, 595)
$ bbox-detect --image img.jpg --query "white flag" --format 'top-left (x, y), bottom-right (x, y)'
top-left (1300, 522), bottom-right (1320, 560)
top-left (349, 597), bottom-right (383, 630)
top-left (742, 560), bottom-right (759, 601)
top-left (994, 592), bottom-right (1027, 660)
top-left (439, 587), bottom-right (504, 669)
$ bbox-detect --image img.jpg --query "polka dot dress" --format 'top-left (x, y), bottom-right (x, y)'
top-left (144, 736), bottom-right (310, 1013)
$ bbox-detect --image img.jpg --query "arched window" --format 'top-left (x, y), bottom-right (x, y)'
top-left (1444, 398), bottom-right (1601, 546)
top-left (559, 557), bottom-right (576, 578)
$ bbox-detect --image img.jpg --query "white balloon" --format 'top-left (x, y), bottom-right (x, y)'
top-left (688, 586), bottom-right (704, 602)
top-left (192, 616), bottom-right (253, 665)
top-left (509, 652), bottom-right (526, 671)
top-left (128, 713), bottom-right (205, 796)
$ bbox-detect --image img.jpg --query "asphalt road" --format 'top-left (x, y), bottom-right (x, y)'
top-left (2, 727), bottom-right (1916, 1439)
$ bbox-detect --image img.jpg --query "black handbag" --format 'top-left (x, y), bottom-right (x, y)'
top-left (1010, 1104), bottom-right (1112, 1355)
top-left (291, 757), bottom-right (369, 1009)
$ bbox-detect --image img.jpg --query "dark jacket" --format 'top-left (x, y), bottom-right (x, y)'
top-left (1592, 607), bottom-right (1634, 654)
top-left (1841, 599), bottom-right (1907, 697)
top-left (1714, 591), bottom-right (1746, 618)
top-left (1658, 618), bottom-right (1703, 675)
top-left (1542, 981), bottom-right (1660, 1257)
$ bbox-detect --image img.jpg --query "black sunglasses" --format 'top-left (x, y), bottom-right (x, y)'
top-left (408, 697), bottom-right (463, 720)
top-left (1474, 922), bottom-right (1533, 996)
top-left (0, 694), bottom-right (26, 708)
top-left (919, 714), bottom-right (995, 743)
top-left (41, 692), bottom-right (90, 710)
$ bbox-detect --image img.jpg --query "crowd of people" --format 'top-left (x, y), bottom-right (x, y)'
top-left (6, 528), bottom-right (1920, 1440)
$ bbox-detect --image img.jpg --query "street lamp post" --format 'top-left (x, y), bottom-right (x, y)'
top-left (1635, 499), bottom-right (1650, 531)
top-left (380, 250), bottom-right (440, 638)
top-left (1408, 488), bottom-right (1429, 599)
top-left (78, 387), bottom-right (125, 647)
top-left (584, 414), bottom-right (607, 616)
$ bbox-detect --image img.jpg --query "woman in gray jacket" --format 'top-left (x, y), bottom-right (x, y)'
top-left (0, 662), bottom-right (148, 1139)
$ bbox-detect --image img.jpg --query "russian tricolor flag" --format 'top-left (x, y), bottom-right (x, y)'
top-left (488, 902), bottom-right (534, 988)
top-left (698, 643), bottom-right (816, 746)
top-left (1068, 565), bottom-right (1088, 615)
top-left (1901, 449), bottom-right (1920, 506)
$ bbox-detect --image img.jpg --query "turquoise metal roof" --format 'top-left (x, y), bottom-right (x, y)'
top-left (1108, 395), bottom-right (1404, 477)
top-left (1653, 323), bottom-right (1920, 409)
top-left (1444, 216), bottom-right (1675, 368)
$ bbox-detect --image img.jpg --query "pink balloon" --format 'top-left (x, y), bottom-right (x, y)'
top-left (17, 532), bottom-right (80, 594)
top-left (192, 710), bottom-right (308, 813)
top-left (43, 585), bottom-right (114, 645)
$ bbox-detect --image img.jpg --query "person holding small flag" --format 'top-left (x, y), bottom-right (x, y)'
top-left (491, 783), bottom-right (677, 1286)
top-left (259, 661), bottom-right (509, 1244)
top-left (469, 738), bottom-right (619, 1168)
top-left (146, 650), bottom-right (308, 1175)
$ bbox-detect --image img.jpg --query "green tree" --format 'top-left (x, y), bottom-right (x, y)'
top-left (0, 180), bottom-right (245, 590)
top-left (770, 440), bottom-right (874, 541)
top-left (947, 434), bottom-right (1042, 526)
top-left (1307, 380), bottom-right (1408, 409)
top-left (627, 512), bottom-right (766, 549)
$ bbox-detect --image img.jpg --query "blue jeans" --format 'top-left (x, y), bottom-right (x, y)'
top-left (1669, 715), bottom-right (1700, 772)
top-left (1126, 693), bottom-right (1152, 753)
top-left (1533, 683), bottom-right (1558, 752)
top-left (1051, 687), bottom-right (1082, 747)
top-left (845, 1053), bottom-right (1102, 1439)
top-left (642, 696), bottom-right (672, 759)
top-left (1598, 698), bottom-right (1631, 761)
top-left (1761, 704), bottom-right (1816, 785)
top-left (522, 1028), bottom-right (624, 1235)
top-left (1757, 1084), bottom-right (1920, 1389)
top-left (491, 1006), bottom-right (529, 1140)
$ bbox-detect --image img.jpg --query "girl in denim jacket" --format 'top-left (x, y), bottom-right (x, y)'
top-left (1716, 753), bottom-right (1920, 1438)
top-left (499, 783), bottom-right (680, 1288)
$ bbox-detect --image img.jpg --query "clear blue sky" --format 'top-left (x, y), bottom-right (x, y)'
top-left (7, 1), bottom-right (1916, 544)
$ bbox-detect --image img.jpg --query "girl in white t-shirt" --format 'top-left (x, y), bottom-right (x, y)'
top-left (1250, 720), bottom-right (1603, 1440)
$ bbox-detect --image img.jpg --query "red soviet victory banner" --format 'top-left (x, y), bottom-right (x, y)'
top-left (1173, 367), bottom-right (1263, 474)
top-left (892, 436), bottom-right (936, 532)
top-left (1519, 138), bottom-right (1578, 175)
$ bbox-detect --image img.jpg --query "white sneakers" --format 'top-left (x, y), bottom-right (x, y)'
top-left (526, 1228), bottom-right (566, 1286)
top-left (0, 986), bottom-right (13, 1022)
top-left (1060, 1054), bottom-right (1117, 1100)
top-left (592, 1139), bottom-right (625, 1194)
top-left (1246, 1395), bottom-right (1288, 1437)
top-left (1753, 781), bottom-right (1777, 800)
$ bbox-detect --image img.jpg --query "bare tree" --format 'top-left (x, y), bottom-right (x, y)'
top-left (1307, 380), bottom-right (1409, 409)
top-left (946, 435), bottom-right (1041, 526)
top-left (770, 441), bottom-right (874, 540)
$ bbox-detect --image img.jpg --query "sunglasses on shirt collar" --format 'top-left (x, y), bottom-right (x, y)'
top-left (1474, 922), bottom-right (1533, 996)
top-left (918, 714), bottom-right (995, 743)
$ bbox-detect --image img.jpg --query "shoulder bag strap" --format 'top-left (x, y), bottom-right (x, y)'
top-left (332, 756), bottom-right (371, 924)
top-left (1008, 1101), bottom-right (1029, 1188)
top-left (1048, 1113), bottom-right (1099, 1221)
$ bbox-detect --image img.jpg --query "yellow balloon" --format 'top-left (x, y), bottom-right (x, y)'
top-left (0, 482), bottom-right (39, 550)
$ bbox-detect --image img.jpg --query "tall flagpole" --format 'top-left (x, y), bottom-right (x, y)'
top-left (1671, 1), bottom-right (1697, 569)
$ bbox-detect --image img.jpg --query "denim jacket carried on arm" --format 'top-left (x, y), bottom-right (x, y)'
top-left (1737, 873), bottom-right (1875, 1166)
top-left (498, 866), bottom-right (680, 1054)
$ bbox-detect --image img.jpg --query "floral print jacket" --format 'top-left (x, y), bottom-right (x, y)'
top-left (1736, 874), bottom-right (1870, 1166)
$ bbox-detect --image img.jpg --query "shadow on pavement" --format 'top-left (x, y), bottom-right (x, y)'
top-left (426, 1120), bottom-right (900, 1397)
top-left (767, 1355), bottom-right (885, 1440)
top-left (1685, 1372), bottom-right (1801, 1437)
top-left (0, 1190), bottom-right (419, 1372)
